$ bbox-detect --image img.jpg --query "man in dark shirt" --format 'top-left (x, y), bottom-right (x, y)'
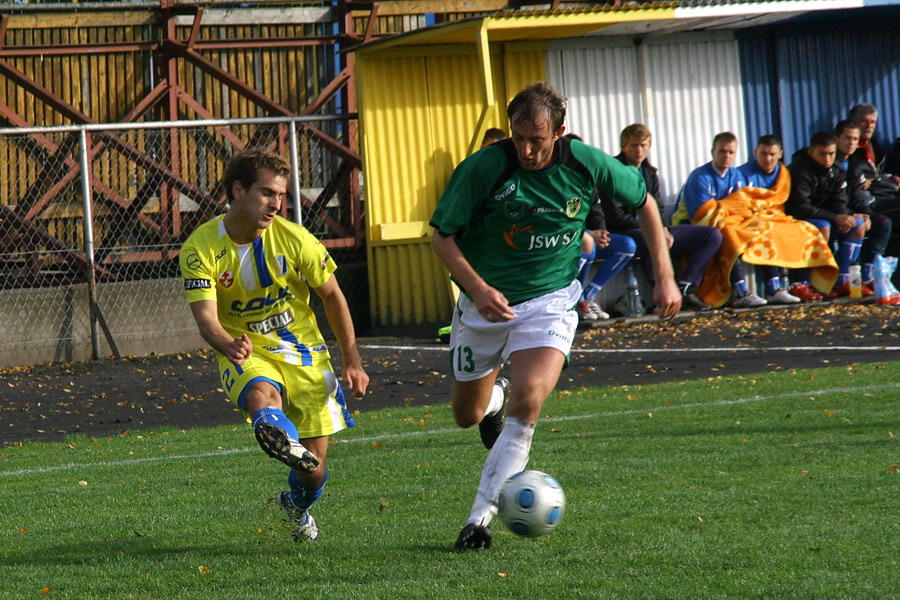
top-left (592, 124), bottom-right (721, 311)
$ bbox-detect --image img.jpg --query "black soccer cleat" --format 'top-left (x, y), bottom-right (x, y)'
top-left (479, 377), bottom-right (509, 450)
top-left (454, 523), bottom-right (493, 551)
top-left (254, 422), bottom-right (319, 473)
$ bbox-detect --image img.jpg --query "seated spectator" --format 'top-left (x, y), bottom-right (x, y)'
top-left (787, 131), bottom-right (872, 297)
top-left (882, 136), bottom-right (900, 260)
top-left (736, 135), bottom-right (838, 303)
top-left (849, 103), bottom-right (900, 197)
top-left (836, 119), bottom-right (892, 290)
top-left (564, 133), bottom-right (636, 321)
top-left (674, 132), bottom-right (768, 307)
top-left (595, 123), bottom-right (721, 311)
top-left (480, 127), bottom-right (506, 148)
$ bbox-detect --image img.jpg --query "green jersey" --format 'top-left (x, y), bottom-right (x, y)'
top-left (430, 137), bottom-right (647, 304)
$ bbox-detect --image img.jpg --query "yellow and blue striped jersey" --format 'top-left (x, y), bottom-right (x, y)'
top-left (179, 215), bottom-right (337, 366)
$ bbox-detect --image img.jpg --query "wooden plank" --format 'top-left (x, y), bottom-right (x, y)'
top-left (350, 0), bottom-right (504, 17)
top-left (6, 12), bottom-right (156, 30)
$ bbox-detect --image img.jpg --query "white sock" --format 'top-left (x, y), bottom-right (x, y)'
top-left (466, 417), bottom-right (535, 527)
top-left (482, 382), bottom-right (505, 419)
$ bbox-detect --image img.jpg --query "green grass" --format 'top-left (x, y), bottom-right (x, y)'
top-left (1, 362), bottom-right (897, 600)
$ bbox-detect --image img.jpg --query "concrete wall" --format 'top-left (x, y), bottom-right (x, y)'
top-left (0, 278), bottom-right (203, 368)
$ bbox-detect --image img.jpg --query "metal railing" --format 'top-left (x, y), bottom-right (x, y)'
top-left (0, 115), bottom-right (367, 367)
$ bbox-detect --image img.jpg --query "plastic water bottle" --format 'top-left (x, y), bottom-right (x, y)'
top-left (848, 265), bottom-right (862, 299)
top-left (624, 264), bottom-right (643, 317)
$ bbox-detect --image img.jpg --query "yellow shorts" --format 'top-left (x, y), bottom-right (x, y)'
top-left (217, 352), bottom-right (356, 439)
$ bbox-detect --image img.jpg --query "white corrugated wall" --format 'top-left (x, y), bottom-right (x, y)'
top-left (547, 31), bottom-right (747, 217)
top-left (547, 31), bottom-right (746, 312)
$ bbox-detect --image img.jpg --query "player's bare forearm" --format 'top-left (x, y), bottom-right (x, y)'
top-left (431, 231), bottom-right (514, 321)
top-left (188, 300), bottom-right (252, 364)
top-left (315, 276), bottom-right (369, 397)
top-left (637, 195), bottom-right (681, 318)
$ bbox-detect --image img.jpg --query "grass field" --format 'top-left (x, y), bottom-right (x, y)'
top-left (1, 362), bottom-right (897, 599)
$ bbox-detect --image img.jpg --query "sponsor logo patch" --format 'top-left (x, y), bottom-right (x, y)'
top-left (186, 253), bottom-right (202, 270)
top-left (184, 278), bottom-right (211, 290)
top-left (248, 308), bottom-right (294, 334)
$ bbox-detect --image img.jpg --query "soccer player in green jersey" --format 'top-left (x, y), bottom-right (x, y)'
top-left (430, 82), bottom-right (681, 551)
top-left (180, 149), bottom-right (368, 541)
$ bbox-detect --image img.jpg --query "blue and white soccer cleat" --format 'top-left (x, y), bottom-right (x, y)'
top-left (277, 491), bottom-right (319, 541)
top-left (254, 422), bottom-right (319, 473)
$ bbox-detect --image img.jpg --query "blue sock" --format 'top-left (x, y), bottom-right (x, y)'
top-left (288, 469), bottom-right (329, 511)
top-left (733, 280), bottom-right (749, 297)
top-left (765, 277), bottom-right (782, 296)
top-left (862, 262), bottom-right (874, 283)
top-left (251, 407), bottom-right (300, 442)
top-left (837, 238), bottom-right (862, 277)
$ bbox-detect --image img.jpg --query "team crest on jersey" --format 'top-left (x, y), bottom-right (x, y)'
top-left (218, 270), bottom-right (234, 288)
top-left (504, 200), bottom-right (527, 222)
top-left (565, 197), bottom-right (582, 218)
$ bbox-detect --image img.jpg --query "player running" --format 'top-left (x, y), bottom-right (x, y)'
top-left (180, 149), bottom-right (368, 541)
top-left (430, 82), bottom-right (681, 550)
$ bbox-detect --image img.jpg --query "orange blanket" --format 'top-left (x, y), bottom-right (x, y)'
top-left (692, 166), bottom-right (837, 308)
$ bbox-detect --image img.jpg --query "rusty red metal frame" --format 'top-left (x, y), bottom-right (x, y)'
top-left (0, 2), bottom-right (371, 281)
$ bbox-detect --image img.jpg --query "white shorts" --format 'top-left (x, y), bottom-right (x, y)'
top-left (448, 280), bottom-right (581, 382)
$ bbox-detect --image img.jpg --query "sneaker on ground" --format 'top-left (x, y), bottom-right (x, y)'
top-left (766, 288), bottom-right (801, 304)
top-left (454, 523), bottom-right (492, 551)
top-left (681, 284), bottom-right (711, 311)
top-left (277, 490), bottom-right (319, 541)
top-left (577, 299), bottom-right (598, 321)
top-left (789, 283), bottom-right (823, 302)
top-left (479, 377), bottom-right (509, 450)
top-left (732, 291), bottom-right (767, 308)
top-left (254, 423), bottom-right (319, 473)
top-left (586, 299), bottom-right (610, 320)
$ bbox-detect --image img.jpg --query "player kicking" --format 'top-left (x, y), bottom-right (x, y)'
top-left (430, 82), bottom-right (681, 550)
top-left (180, 149), bottom-right (368, 541)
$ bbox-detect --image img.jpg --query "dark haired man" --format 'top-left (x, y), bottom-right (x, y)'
top-left (180, 148), bottom-right (368, 542)
top-left (788, 132), bottom-right (872, 296)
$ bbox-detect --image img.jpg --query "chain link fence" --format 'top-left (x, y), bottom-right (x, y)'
top-left (0, 116), bottom-right (367, 368)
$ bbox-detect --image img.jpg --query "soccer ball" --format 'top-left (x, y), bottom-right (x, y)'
top-left (497, 470), bottom-right (565, 538)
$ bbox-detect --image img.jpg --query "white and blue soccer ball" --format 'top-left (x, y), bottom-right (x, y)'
top-left (497, 470), bottom-right (565, 538)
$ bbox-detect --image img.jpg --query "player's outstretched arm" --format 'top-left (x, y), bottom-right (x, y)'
top-left (188, 300), bottom-right (253, 365)
top-left (636, 194), bottom-right (681, 318)
top-left (314, 275), bottom-right (369, 398)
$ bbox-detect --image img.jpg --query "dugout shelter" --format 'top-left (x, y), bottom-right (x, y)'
top-left (352, 0), bottom-right (900, 328)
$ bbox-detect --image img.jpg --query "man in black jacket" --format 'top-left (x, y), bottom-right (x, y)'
top-left (592, 124), bottom-right (721, 311)
top-left (788, 131), bottom-right (873, 297)
top-left (835, 120), bottom-right (892, 288)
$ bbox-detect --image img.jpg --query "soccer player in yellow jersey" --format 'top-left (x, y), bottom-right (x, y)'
top-left (180, 149), bottom-right (368, 541)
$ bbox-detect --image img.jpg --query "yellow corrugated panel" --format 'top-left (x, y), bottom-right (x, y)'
top-left (502, 42), bottom-right (548, 105)
top-left (359, 39), bottom-right (552, 325)
top-left (370, 239), bottom-right (455, 325)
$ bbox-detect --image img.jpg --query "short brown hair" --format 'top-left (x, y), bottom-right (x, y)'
top-left (712, 131), bottom-right (737, 149)
top-left (620, 123), bottom-right (651, 148)
top-left (223, 148), bottom-right (290, 202)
